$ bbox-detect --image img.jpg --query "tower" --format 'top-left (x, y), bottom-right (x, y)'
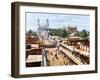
top-left (47, 18), bottom-right (49, 27)
top-left (38, 19), bottom-right (49, 39)
top-left (38, 18), bottom-right (40, 27)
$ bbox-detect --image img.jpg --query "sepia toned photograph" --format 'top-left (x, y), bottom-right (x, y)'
top-left (25, 12), bottom-right (90, 67)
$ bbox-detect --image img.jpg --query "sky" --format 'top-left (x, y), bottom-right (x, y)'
top-left (25, 12), bottom-right (90, 32)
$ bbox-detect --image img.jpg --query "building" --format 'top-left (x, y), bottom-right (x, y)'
top-left (26, 48), bottom-right (42, 67)
top-left (26, 36), bottom-right (43, 67)
top-left (66, 32), bottom-right (90, 52)
top-left (38, 19), bottom-right (49, 40)
top-left (26, 36), bottom-right (40, 49)
top-left (64, 25), bottom-right (77, 34)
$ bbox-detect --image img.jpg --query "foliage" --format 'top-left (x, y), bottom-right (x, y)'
top-left (49, 28), bottom-right (68, 38)
top-left (75, 31), bottom-right (80, 36)
top-left (78, 29), bottom-right (89, 38)
top-left (26, 30), bottom-right (37, 37)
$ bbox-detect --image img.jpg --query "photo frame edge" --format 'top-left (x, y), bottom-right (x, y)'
top-left (11, 2), bottom-right (98, 78)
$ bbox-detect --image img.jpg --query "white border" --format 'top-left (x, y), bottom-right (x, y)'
top-left (19, 6), bottom-right (95, 74)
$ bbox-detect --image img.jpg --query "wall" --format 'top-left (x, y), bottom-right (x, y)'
top-left (0, 0), bottom-right (99, 80)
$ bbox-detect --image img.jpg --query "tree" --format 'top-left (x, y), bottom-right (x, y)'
top-left (79, 29), bottom-right (88, 38)
top-left (26, 30), bottom-right (33, 36)
top-left (32, 31), bottom-right (37, 37)
top-left (26, 30), bottom-right (37, 37)
top-left (76, 31), bottom-right (80, 36)
top-left (49, 28), bottom-right (68, 38)
top-left (62, 29), bottom-right (68, 38)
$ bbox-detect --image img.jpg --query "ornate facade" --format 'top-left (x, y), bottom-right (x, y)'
top-left (38, 19), bottom-right (49, 39)
top-left (65, 25), bottom-right (77, 34)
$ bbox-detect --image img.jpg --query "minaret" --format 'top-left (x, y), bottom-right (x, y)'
top-left (38, 19), bottom-right (40, 37)
top-left (46, 18), bottom-right (49, 27)
top-left (46, 19), bottom-right (49, 38)
top-left (38, 18), bottom-right (40, 27)
top-left (37, 18), bottom-right (49, 39)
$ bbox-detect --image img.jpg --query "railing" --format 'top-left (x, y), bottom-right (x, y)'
top-left (60, 43), bottom-right (89, 64)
